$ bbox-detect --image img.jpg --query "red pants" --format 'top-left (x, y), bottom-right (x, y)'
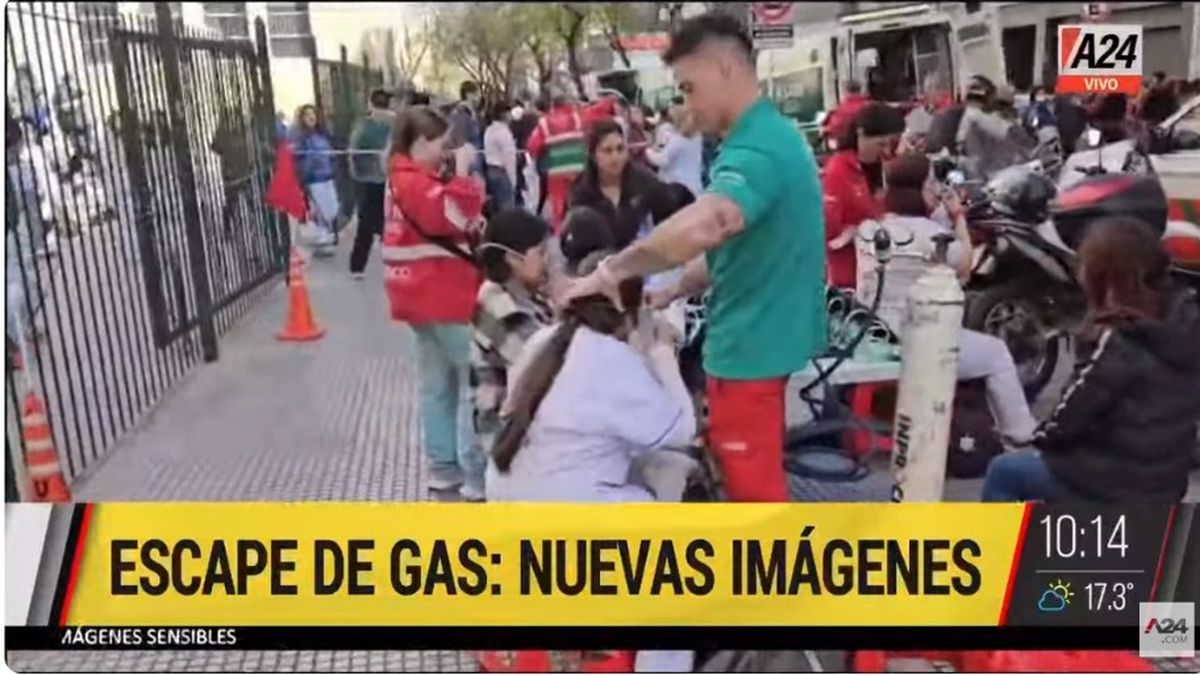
top-left (546, 174), bottom-right (576, 233)
top-left (706, 376), bottom-right (789, 502)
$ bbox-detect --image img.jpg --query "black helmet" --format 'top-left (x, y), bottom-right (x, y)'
top-left (984, 165), bottom-right (1057, 224)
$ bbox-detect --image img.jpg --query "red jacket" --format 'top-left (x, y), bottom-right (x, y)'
top-left (822, 93), bottom-right (869, 145)
top-left (526, 100), bottom-right (621, 161)
top-left (821, 149), bottom-right (882, 288)
top-left (381, 155), bottom-right (484, 325)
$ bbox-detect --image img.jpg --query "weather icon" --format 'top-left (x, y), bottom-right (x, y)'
top-left (1037, 579), bottom-right (1074, 612)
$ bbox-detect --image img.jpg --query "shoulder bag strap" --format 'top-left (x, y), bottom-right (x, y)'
top-left (392, 187), bottom-right (479, 267)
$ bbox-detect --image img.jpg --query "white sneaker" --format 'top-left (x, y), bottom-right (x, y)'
top-left (427, 464), bottom-right (464, 491)
top-left (350, 272), bottom-right (365, 281)
top-left (459, 483), bottom-right (486, 502)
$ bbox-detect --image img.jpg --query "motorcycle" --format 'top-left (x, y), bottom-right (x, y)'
top-left (940, 134), bottom-right (1200, 400)
top-left (935, 159), bottom-right (1078, 399)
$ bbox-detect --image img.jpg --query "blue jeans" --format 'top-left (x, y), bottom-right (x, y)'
top-left (485, 165), bottom-right (515, 212)
top-left (412, 324), bottom-right (484, 491)
top-left (982, 449), bottom-right (1064, 502)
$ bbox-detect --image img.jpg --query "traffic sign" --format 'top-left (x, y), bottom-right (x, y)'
top-left (751, 2), bottom-right (794, 51)
top-left (1057, 24), bottom-right (1142, 95)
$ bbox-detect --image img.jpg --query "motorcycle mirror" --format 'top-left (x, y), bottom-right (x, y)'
top-left (1086, 128), bottom-right (1102, 147)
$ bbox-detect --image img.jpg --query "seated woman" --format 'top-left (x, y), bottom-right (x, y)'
top-left (469, 208), bottom-right (554, 501)
top-left (567, 119), bottom-right (676, 251)
top-left (855, 152), bottom-right (1037, 445)
top-left (485, 253), bottom-right (696, 503)
top-left (983, 216), bottom-right (1200, 503)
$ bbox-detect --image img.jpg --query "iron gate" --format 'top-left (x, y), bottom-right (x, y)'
top-left (4, 2), bottom-right (285, 496)
top-left (315, 46), bottom-right (384, 220)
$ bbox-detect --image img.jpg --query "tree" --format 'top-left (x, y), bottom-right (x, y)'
top-left (558, 3), bottom-right (589, 97)
top-left (594, 3), bottom-right (661, 68)
top-left (429, 3), bottom-right (529, 100)
top-left (395, 25), bottom-right (429, 86)
top-left (594, 3), bottom-right (637, 68)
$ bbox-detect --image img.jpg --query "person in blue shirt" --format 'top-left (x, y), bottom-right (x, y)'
top-left (289, 104), bottom-right (339, 249)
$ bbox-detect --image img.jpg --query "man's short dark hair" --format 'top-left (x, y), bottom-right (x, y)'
top-left (369, 88), bottom-right (393, 109)
top-left (662, 12), bottom-right (753, 66)
top-left (845, 79), bottom-right (863, 95)
top-left (460, 81), bottom-right (480, 100)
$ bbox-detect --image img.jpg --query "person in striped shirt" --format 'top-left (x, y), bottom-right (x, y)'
top-left (470, 209), bottom-right (553, 501)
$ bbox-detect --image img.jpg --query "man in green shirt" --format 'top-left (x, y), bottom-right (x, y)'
top-left (348, 88), bottom-right (394, 278)
top-left (566, 13), bottom-right (826, 502)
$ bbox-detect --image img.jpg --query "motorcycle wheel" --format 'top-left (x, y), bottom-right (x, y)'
top-left (965, 283), bottom-right (1061, 401)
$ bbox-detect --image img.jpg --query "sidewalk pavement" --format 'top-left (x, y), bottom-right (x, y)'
top-left (69, 234), bottom-right (433, 502)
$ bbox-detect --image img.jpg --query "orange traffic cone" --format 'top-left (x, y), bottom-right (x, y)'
top-left (20, 392), bottom-right (71, 502)
top-left (277, 246), bottom-right (325, 341)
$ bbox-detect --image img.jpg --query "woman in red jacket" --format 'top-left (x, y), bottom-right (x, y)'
top-left (381, 106), bottom-right (487, 498)
top-left (821, 103), bottom-right (905, 288)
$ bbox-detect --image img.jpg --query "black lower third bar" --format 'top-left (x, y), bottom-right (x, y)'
top-left (6, 626), bottom-right (1140, 651)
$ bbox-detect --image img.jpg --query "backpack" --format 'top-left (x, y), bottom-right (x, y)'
top-left (946, 378), bottom-right (1004, 479)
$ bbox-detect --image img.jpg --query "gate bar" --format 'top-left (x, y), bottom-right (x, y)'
top-left (154, 4), bottom-right (218, 362)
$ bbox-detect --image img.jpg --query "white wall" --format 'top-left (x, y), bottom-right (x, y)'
top-left (5, 504), bottom-right (53, 626)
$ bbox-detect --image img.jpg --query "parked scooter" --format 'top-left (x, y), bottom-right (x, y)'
top-left (935, 159), bottom-right (1076, 399)
top-left (940, 137), bottom-right (1200, 400)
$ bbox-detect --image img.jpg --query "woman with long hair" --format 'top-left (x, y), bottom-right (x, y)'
top-left (486, 251), bottom-right (695, 503)
top-left (380, 105), bottom-right (486, 497)
top-left (567, 119), bottom-right (676, 252)
top-left (470, 208), bottom-right (553, 501)
top-left (982, 216), bottom-right (1200, 503)
top-left (289, 104), bottom-right (339, 248)
top-left (822, 103), bottom-right (905, 288)
top-left (857, 153), bottom-right (1037, 445)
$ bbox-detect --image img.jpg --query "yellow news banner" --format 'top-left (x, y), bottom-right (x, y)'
top-left (66, 503), bottom-right (1025, 627)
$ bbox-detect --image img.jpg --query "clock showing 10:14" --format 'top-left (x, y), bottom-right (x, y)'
top-left (1039, 514), bottom-right (1128, 560)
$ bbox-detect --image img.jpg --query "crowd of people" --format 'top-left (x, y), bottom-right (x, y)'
top-left (308, 11), bottom-right (1199, 524)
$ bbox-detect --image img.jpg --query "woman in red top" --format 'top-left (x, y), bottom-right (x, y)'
top-left (820, 103), bottom-right (905, 288)
top-left (381, 106), bottom-right (487, 498)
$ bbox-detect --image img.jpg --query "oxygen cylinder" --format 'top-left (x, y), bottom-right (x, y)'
top-left (890, 235), bottom-right (964, 503)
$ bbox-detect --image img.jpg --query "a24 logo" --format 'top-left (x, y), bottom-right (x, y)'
top-left (1144, 618), bottom-right (1190, 635)
top-left (1067, 33), bottom-right (1138, 70)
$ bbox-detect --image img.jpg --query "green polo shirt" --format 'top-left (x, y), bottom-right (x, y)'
top-left (703, 98), bottom-right (827, 380)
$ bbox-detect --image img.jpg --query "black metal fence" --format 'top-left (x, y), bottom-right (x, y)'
top-left (5, 2), bottom-right (285, 498)
top-left (314, 45), bottom-right (384, 221)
